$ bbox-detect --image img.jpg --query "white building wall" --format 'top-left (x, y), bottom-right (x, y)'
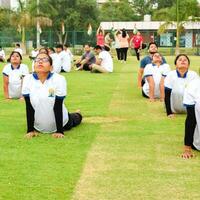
top-left (185, 32), bottom-right (193, 48)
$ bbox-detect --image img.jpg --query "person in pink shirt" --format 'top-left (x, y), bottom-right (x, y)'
top-left (119, 29), bottom-right (129, 63)
top-left (130, 32), bottom-right (144, 61)
top-left (96, 26), bottom-right (105, 47)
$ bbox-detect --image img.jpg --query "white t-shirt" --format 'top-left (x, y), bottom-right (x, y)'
top-left (0, 49), bottom-right (5, 59)
top-left (165, 70), bottom-right (198, 113)
top-left (14, 48), bottom-right (23, 56)
top-left (65, 49), bottom-right (73, 62)
top-left (2, 63), bottom-right (29, 98)
top-left (99, 51), bottom-right (113, 72)
top-left (50, 53), bottom-right (62, 73)
top-left (183, 78), bottom-right (200, 150)
top-left (143, 63), bottom-right (170, 98)
top-left (60, 50), bottom-right (71, 72)
top-left (22, 73), bottom-right (69, 133)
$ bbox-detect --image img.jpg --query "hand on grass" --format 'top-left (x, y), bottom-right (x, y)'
top-left (52, 133), bottom-right (64, 138)
top-left (25, 131), bottom-right (39, 139)
top-left (149, 98), bottom-right (155, 102)
top-left (168, 114), bottom-right (175, 118)
top-left (181, 146), bottom-right (194, 159)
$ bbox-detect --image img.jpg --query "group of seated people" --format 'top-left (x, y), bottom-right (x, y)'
top-left (138, 42), bottom-right (200, 159)
top-left (74, 44), bottom-right (113, 73)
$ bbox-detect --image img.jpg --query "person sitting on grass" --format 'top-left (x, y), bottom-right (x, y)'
top-left (74, 44), bottom-right (96, 71)
top-left (2, 51), bottom-right (29, 99)
top-left (22, 53), bottom-right (82, 139)
top-left (182, 77), bottom-right (200, 158)
top-left (164, 54), bottom-right (198, 118)
top-left (90, 45), bottom-right (113, 73)
top-left (142, 52), bottom-right (170, 102)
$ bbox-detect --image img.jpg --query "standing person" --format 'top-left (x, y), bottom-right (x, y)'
top-left (2, 51), bottom-right (29, 99)
top-left (138, 42), bottom-right (167, 88)
top-left (104, 32), bottom-right (113, 51)
top-left (182, 77), bottom-right (200, 158)
top-left (0, 46), bottom-right (6, 62)
top-left (119, 28), bottom-right (129, 63)
top-left (114, 30), bottom-right (121, 61)
top-left (164, 54), bottom-right (198, 118)
top-left (130, 32), bottom-right (145, 61)
top-left (14, 43), bottom-right (23, 56)
top-left (91, 45), bottom-right (113, 73)
top-left (142, 52), bottom-right (170, 102)
top-left (96, 26), bottom-right (105, 47)
top-left (22, 53), bottom-right (82, 138)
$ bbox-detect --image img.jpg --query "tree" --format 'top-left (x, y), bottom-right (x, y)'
top-left (99, 0), bottom-right (140, 21)
top-left (154, 0), bottom-right (173, 9)
top-left (37, 0), bottom-right (99, 44)
top-left (0, 8), bottom-right (11, 30)
top-left (130, 0), bottom-right (156, 19)
top-left (10, 0), bottom-right (51, 51)
top-left (153, 0), bottom-right (200, 55)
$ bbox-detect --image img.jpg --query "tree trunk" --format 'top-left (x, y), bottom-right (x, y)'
top-left (21, 26), bottom-right (26, 55)
top-left (175, 24), bottom-right (180, 55)
top-left (63, 32), bottom-right (68, 45)
top-left (56, 31), bottom-right (63, 44)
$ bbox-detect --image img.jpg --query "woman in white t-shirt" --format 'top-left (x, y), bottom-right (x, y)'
top-left (142, 52), bottom-right (170, 101)
top-left (164, 54), bottom-right (198, 118)
top-left (2, 51), bottom-right (29, 99)
top-left (182, 78), bottom-right (200, 158)
top-left (22, 53), bottom-right (82, 138)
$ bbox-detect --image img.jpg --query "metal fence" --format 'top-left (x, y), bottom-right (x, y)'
top-left (0, 28), bottom-right (200, 55)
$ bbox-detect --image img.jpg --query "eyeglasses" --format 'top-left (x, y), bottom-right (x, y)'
top-left (35, 58), bottom-right (49, 63)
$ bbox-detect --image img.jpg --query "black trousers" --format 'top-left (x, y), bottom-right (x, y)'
top-left (63, 112), bottom-right (82, 131)
top-left (76, 63), bottom-right (91, 71)
top-left (116, 48), bottom-right (121, 60)
top-left (120, 47), bottom-right (128, 61)
top-left (134, 48), bottom-right (140, 61)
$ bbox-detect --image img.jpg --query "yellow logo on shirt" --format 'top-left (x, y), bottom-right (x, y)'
top-left (48, 88), bottom-right (55, 97)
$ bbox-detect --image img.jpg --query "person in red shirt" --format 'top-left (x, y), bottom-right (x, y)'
top-left (130, 32), bottom-right (144, 61)
top-left (96, 26), bottom-right (105, 47)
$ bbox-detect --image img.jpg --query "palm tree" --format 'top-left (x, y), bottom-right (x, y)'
top-left (154, 0), bottom-right (200, 55)
top-left (10, 0), bottom-right (52, 52)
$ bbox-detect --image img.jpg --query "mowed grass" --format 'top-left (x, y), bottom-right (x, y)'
top-left (0, 55), bottom-right (200, 200)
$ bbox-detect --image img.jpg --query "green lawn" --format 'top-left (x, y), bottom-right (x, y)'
top-left (0, 55), bottom-right (200, 200)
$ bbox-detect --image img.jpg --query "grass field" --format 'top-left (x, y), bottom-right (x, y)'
top-left (0, 55), bottom-right (200, 200)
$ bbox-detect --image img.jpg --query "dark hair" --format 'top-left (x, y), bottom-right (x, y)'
top-left (64, 43), bottom-right (70, 48)
top-left (16, 43), bottom-right (20, 47)
top-left (56, 44), bottom-right (63, 50)
top-left (94, 45), bottom-right (102, 50)
top-left (148, 42), bottom-right (158, 49)
top-left (9, 51), bottom-right (22, 60)
top-left (104, 45), bottom-right (110, 51)
top-left (174, 54), bottom-right (190, 65)
top-left (48, 47), bottom-right (55, 53)
top-left (39, 47), bottom-right (49, 54)
top-left (152, 52), bottom-right (162, 57)
top-left (35, 53), bottom-right (53, 66)
top-left (84, 43), bottom-right (91, 48)
top-left (122, 29), bottom-right (127, 38)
